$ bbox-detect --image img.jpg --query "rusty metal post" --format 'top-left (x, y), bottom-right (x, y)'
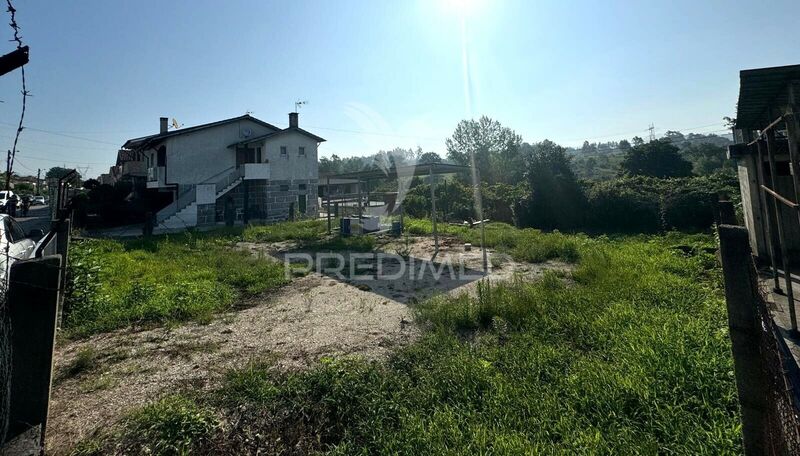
top-left (756, 140), bottom-right (782, 292)
top-left (326, 176), bottom-right (331, 235)
top-left (429, 164), bottom-right (438, 253)
top-left (766, 128), bottom-right (799, 337)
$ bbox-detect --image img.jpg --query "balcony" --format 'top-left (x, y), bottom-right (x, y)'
top-left (147, 166), bottom-right (166, 188)
top-left (243, 163), bottom-right (270, 180)
top-left (122, 161), bottom-right (147, 177)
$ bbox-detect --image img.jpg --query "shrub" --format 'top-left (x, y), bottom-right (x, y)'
top-left (585, 177), bottom-right (661, 233)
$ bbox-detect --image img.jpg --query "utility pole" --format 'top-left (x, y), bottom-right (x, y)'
top-left (5, 149), bottom-right (11, 190)
top-left (36, 168), bottom-right (40, 195)
top-left (648, 123), bottom-right (656, 142)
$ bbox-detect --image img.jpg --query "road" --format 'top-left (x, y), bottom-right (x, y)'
top-left (14, 205), bottom-right (51, 235)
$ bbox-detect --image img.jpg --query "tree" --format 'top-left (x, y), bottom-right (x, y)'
top-left (417, 151), bottom-right (442, 164)
top-left (632, 136), bottom-right (645, 147)
top-left (618, 139), bottom-right (631, 151)
top-left (14, 182), bottom-right (33, 193)
top-left (518, 140), bottom-right (585, 230)
top-left (681, 143), bottom-right (735, 176)
top-left (619, 139), bottom-right (693, 178)
top-left (46, 166), bottom-right (79, 181)
top-left (445, 116), bottom-right (523, 185)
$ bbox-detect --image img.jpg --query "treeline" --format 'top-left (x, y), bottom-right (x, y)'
top-left (333, 116), bottom-right (738, 233)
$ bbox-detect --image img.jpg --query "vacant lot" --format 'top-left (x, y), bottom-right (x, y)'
top-left (55, 222), bottom-right (739, 454)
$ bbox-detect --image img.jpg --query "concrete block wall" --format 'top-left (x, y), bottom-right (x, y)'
top-left (197, 203), bottom-right (216, 226)
top-left (207, 178), bottom-right (317, 224)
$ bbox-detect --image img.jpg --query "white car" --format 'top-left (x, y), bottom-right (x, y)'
top-left (0, 213), bottom-right (39, 282)
top-left (0, 190), bottom-right (16, 209)
top-left (32, 195), bottom-right (46, 205)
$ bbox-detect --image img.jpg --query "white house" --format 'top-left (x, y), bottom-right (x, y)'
top-left (119, 113), bottom-right (324, 229)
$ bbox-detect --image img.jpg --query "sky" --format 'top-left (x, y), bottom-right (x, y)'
top-left (0, 0), bottom-right (798, 178)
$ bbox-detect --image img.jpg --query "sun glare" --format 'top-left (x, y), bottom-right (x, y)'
top-left (442, 0), bottom-right (482, 17)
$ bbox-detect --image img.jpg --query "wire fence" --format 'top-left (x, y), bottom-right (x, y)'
top-left (756, 285), bottom-right (800, 454)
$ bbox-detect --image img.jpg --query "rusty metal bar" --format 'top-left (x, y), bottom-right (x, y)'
top-left (762, 185), bottom-right (800, 208)
top-left (747, 114), bottom-right (792, 146)
top-left (766, 128), bottom-right (799, 337)
top-left (756, 140), bottom-right (782, 291)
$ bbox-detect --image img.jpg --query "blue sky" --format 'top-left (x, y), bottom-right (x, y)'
top-left (0, 0), bottom-right (798, 178)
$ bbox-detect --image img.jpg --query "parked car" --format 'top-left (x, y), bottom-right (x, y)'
top-left (0, 213), bottom-right (42, 282)
top-left (0, 190), bottom-right (16, 210)
top-left (32, 195), bottom-right (46, 205)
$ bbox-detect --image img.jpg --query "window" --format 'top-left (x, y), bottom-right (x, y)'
top-left (4, 218), bottom-right (26, 243)
top-left (256, 147), bottom-right (262, 162)
top-left (280, 146), bottom-right (287, 157)
top-left (299, 184), bottom-right (307, 191)
top-left (299, 146), bottom-right (305, 156)
top-left (280, 184), bottom-right (289, 192)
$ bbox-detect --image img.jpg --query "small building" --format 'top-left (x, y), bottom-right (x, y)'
top-left (729, 64), bottom-right (800, 262)
top-left (118, 113), bottom-right (324, 229)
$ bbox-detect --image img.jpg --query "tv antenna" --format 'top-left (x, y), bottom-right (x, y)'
top-left (295, 100), bottom-right (308, 112)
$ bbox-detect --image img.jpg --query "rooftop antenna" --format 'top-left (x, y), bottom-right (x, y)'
top-left (295, 100), bottom-right (308, 112)
top-left (245, 110), bottom-right (254, 115)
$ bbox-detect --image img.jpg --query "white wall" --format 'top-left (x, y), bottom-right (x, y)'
top-left (153, 119), bottom-right (277, 186)
top-left (260, 131), bottom-right (319, 181)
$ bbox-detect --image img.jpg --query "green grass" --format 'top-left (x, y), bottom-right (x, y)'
top-left (241, 219), bottom-right (329, 243)
top-left (73, 395), bottom-right (219, 456)
top-left (79, 229), bottom-right (740, 454)
top-left (64, 232), bottom-right (288, 337)
top-left (405, 218), bottom-right (582, 263)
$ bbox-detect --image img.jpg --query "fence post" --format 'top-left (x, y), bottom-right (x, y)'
top-left (4, 255), bottom-right (62, 453)
top-left (718, 224), bottom-right (768, 455)
top-left (53, 218), bottom-right (70, 328)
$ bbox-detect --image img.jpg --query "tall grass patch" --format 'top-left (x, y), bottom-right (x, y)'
top-left (64, 233), bottom-right (287, 336)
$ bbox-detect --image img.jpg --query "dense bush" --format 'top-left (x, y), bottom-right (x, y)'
top-left (585, 177), bottom-right (661, 233)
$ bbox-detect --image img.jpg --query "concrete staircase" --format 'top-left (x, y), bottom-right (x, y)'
top-left (156, 173), bottom-right (243, 230)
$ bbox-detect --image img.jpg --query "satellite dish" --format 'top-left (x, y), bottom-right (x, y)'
top-left (171, 118), bottom-right (181, 129)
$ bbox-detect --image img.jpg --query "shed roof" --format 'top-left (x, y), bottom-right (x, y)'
top-left (735, 64), bottom-right (800, 129)
top-left (321, 163), bottom-right (471, 181)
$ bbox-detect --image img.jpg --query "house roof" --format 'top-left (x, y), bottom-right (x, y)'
top-left (227, 127), bottom-right (326, 148)
top-left (735, 64), bottom-right (800, 130)
top-left (122, 114), bottom-right (281, 150)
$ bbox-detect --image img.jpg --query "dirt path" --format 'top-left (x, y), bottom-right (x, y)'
top-left (47, 235), bottom-right (568, 454)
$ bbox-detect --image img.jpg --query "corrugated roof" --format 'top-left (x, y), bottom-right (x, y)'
top-left (735, 64), bottom-right (800, 129)
top-left (321, 163), bottom-right (471, 181)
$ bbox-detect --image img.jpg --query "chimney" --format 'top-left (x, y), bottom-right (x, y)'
top-left (289, 112), bottom-right (298, 128)
top-left (160, 117), bottom-right (168, 134)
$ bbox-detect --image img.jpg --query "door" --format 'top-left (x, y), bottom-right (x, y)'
top-left (298, 194), bottom-right (307, 216)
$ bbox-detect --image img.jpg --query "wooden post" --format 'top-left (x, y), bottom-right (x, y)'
top-left (766, 128), bottom-right (799, 336)
top-left (5, 256), bottom-right (62, 452)
top-left (326, 176), bottom-right (331, 235)
top-left (429, 164), bottom-right (438, 253)
top-left (785, 82), bottom-right (800, 221)
top-left (717, 225), bottom-right (768, 456)
top-left (756, 140), bottom-right (782, 292)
